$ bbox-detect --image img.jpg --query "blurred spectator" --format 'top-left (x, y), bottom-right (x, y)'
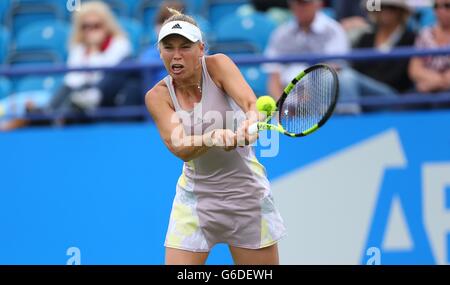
top-left (264, 0), bottom-right (361, 113)
top-left (343, 0), bottom-right (415, 99)
top-left (336, 0), bottom-right (371, 45)
top-left (265, 0), bottom-right (349, 97)
top-left (409, 0), bottom-right (450, 93)
top-left (1, 1), bottom-right (132, 130)
top-left (54, 1), bottom-right (132, 111)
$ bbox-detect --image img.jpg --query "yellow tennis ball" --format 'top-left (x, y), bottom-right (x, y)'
top-left (256, 96), bottom-right (276, 116)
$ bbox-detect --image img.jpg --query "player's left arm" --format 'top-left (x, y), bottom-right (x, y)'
top-left (207, 54), bottom-right (261, 144)
top-left (208, 54), bottom-right (257, 116)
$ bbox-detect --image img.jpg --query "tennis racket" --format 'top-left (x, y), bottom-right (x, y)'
top-left (249, 64), bottom-right (339, 137)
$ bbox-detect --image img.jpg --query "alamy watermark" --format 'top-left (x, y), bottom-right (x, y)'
top-left (366, 0), bottom-right (382, 12)
top-left (170, 108), bottom-right (280, 157)
top-left (64, 245), bottom-right (379, 265)
top-left (67, 0), bottom-right (81, 12)
top-left (366, 247), bottom-right (381, 265)
top-left (66, 246), bottom-right (81, 265)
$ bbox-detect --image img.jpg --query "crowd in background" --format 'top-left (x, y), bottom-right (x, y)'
top-left (0, 0), bottom-right (449, 130)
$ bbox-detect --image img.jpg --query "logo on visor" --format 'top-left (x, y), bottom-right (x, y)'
top-left (172, 23), bottom-right (182, 29)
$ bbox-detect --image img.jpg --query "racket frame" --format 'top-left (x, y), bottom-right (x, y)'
top-left (255, 64), bottom-right (339, 137)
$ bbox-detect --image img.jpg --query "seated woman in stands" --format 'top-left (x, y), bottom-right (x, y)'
top-left (409, 0), bottom-right (450, 94)
top-left (1, 1), bottom-right (131, 130)
top-left (51, 0), bottom-right (132, 113)
top-left (338, 0), bottom-right (416, 113)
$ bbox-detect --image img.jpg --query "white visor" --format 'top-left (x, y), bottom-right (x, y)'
top-left (158, 20), bottom-right (203, 43)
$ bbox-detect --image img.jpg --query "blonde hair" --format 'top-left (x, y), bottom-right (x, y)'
top-left (70, 1), bottom-right (125, 46)
top-left (163, 7), bottom-right (198, 27)
top-left (156, 1), bottom-right (186, 25)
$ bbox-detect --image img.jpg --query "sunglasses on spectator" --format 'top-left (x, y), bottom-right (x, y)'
top-left (81, 22), bottom-right (103, 31)
top-left (434, 2), bottom-right (450, 9)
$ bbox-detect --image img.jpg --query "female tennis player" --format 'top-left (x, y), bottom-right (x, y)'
top-left (145, 8), bottom-right (286, 265)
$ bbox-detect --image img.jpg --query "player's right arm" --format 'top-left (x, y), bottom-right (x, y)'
top-left (145, 82), bottom-right (236, 162)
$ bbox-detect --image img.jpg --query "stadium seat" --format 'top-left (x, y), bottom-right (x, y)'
top-left (208, 0), bottom-right (250, 27)
top-left (101, 0), bottom-right (131, 17)
top-left (6, 50), bottom-right (62, 67)
top-left (5, 1), bottom-right (65, 35)
top-left (145, 29), bottom-right (158, 47)
top-left (0, 75), bottom-right (57, 119)
top-left (13, 75), bottom-right (62, 94)
top-left (0, 26), bottom-right (10, 64)
top-left (137, 0), bottom-right (163, 33)
top-left (185, 0), bottom-right (207, 15)
top-left (137, 0), bottom-right (208, 25)
top-left (6, 56), bottom-right (59, 101)
top-left (193, 15), bottom-right (213, 41)
top-left (240, 66), bottom-right (268, 96)
top-left (0, 77), bottom-right (12, 99)
top-left (0, 0), bottom-right (12, 26)
top-left (14, 20), bottom-right (70, 61)
top-left (122, 0), bottom-right (143, 17)
top-left (20, 0), bottom-right (143, 20)
top-left (118, 17), bottom-right (143, 55)
top-left (13, 0), bottom-right (64, 5)
top-left (105, 0), bottom-right (128, 17)
top-left (137, 0), bottom-right (211, 41)
top-left (214, 13), bottom-right (277, 53)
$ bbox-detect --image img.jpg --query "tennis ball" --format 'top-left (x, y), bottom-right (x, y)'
top-left (256, 96), bottom-right (276, 116)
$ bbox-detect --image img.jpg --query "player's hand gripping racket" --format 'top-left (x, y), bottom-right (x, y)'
top-left (249, 64), bottom-right (339, 137)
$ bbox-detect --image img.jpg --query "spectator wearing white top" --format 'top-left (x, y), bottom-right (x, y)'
top-left (264, 0), bottom-right (360, 114)
top-left (0, 1), bottom-right (132, 130)
top-left (51, 1), bottom-right (132, 112)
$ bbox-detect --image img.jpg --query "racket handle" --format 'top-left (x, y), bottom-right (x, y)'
top-left (248, 123), bottom-right (259, 135)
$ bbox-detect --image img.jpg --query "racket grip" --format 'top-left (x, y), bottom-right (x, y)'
top-left (248, 123), bottom-right (259, 135)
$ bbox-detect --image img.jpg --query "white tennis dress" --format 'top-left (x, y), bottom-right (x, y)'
top-left (163, 56), bottom-right (286, 252)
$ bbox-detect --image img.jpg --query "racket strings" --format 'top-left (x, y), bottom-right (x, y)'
top-left (280, 67), bottom-right (335, 135)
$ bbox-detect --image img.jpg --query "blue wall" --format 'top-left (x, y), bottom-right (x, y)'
top-left (1, 111), bottom-right (450, 264)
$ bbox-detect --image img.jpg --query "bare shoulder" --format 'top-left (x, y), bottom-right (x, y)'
top-left (205, 54), bottom-right (236, 88)
top-left (145, 80), bottom-right (173, 114)
top-left (145, 81), bottom-right (167, 103)
top-left (205, 53), bottom-right (233, 71)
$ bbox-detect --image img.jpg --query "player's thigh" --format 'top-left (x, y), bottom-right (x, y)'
top-left (229, 244), bottom-right (279, 265)
top-left (165, 247), bottom-right (209, 265)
